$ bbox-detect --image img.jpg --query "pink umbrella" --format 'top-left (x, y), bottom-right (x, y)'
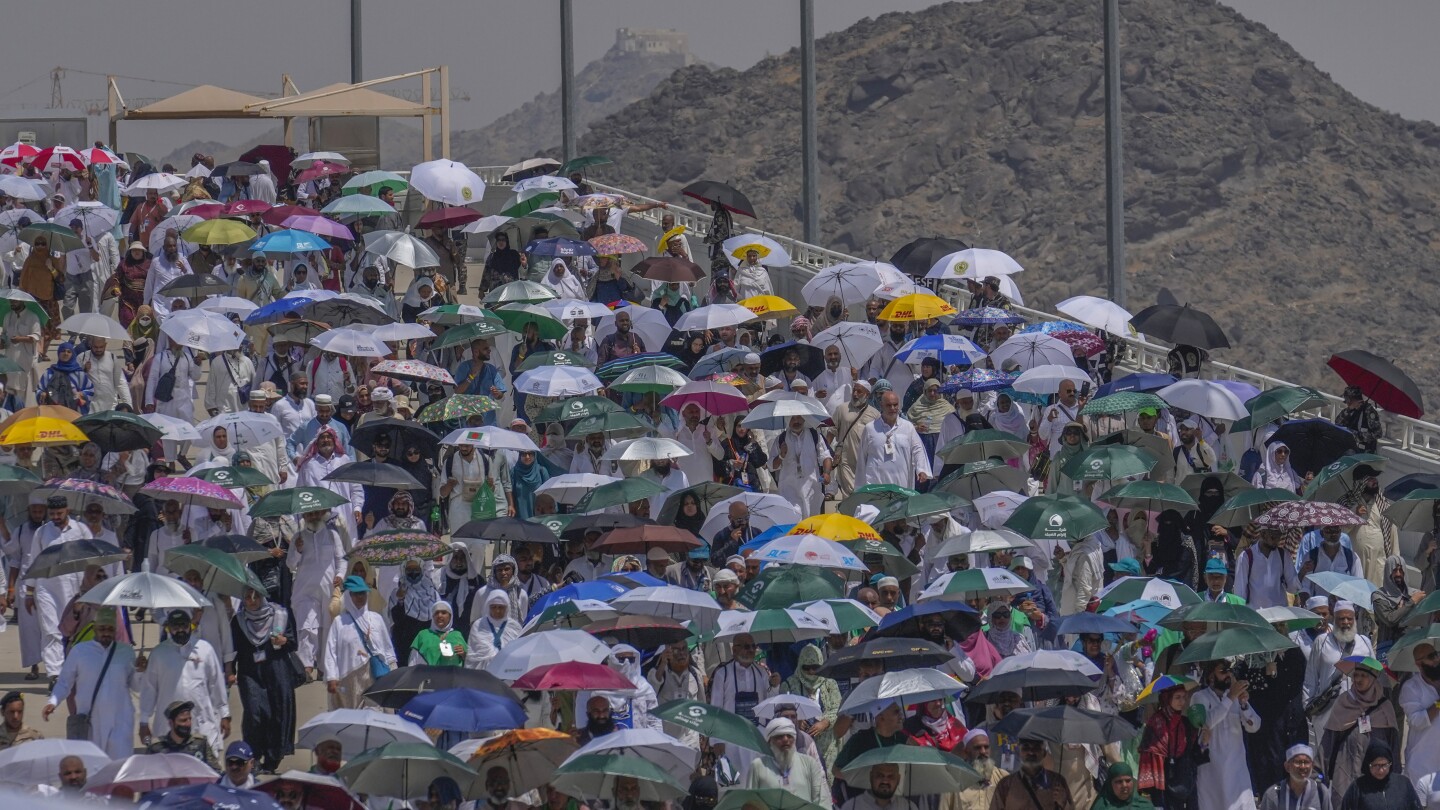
top-left (183, 202), bottom-right (226, 220)
top-left (138, 476), bottom-right (243, 511)
top-left (512, 661), bottom-right (635, 692)
top-left (295, 161), bottom-right (348, 184)
top-left (29, 145), bottom-right (85, 173)
top-left (1254, 500), bottom-right (1364, 529)
top-left (661, 381), bottom-right (749, 416)
top-left (372, 359), bottom-right (456, 385)
top-left (281, 214), bottom-right (354, 242)
top-left (224, 199), bottom-right (273, 216)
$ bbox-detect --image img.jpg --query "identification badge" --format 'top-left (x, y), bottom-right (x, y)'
top-left (439, 641), bottom-right (454, 657)
top-left (253, 650), bottom-right (267, 663)
top-left (1358, 715), bottom-right (1372, 734)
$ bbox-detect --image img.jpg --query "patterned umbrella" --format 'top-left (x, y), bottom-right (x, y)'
top-left (348, 531), bottom-right (451, 566)
top-left (587, 233), bottom-right (648, 256)
top-left (371, 359), bottom-right (456, 385)
top-left (34, 477), bottom-right (136, 515)
top-left (953, 307), bottom-right (1026, 326)
top-left (417, 395), bottom-right (498, 424)
top-left (1254, 500), bottom-right (1364, 529)
top-left (1080, 391), bottom-right (1167, 417)
top-left (596, 352), bottom-right (686, 381)
top-left (939, 368), bottom-right (1017, 394)
top-left (1049, 329), bottom-right (1107, 357)
top-left (139, 477), bottom-right (243, 511)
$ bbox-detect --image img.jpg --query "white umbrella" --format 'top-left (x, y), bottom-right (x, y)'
top-left (812, 321), bottom-right (882, 370)
top-left (141, 413), bottom-right (202, 442)
top-left (0, 738), bottom-right (109, 786)
top-left (58, 312), bottom-right (130, 342)
top-left (513, 366), bottom-right (603, 398)
top-left (1097, 576), bottom-right (1196, 610)
top-left (934, 528), bottom-right (1034, 557)
top-left (674, 304), bottom-right (758, 332)
top-left (124, 173), bottom-right (185, 196)
top-left (973, 491), bottom-right (1027, 528)
top-left (462, 214), bottom-right (513, 234)
top-left (752, 535), bottom-right (868, 571)
top-left (1012, 364), bottom-right (1091, 395)
top-left (755, 694), bottom-right (824, 723)
top-left (410, 158), bottom-right (486, 205)
top-left (361, 321), bottom-right (435, 342)
top-left (364, 230), bottom-right (441, 268)
top-left (0, 175), bottom-right (49, 202)
top-left (801, 262), bottom-right (888, 307)
top-left (722, 234), bottom-right (792, 267)
top-left (440, 426), bottom-right (540, 452)
top-left (197, 296), bottom-right (259, 317)
top-left (568, 728), bottom-right (699, 783)
top-left (159, 309), bottom-right (244, 352)
top-left (52, 202), bottom-right (119, 239)
top-left (536, 473), bottom-right (620, 505)
top-left (311, 327), bottom-right (389, 358)
top-left (698, 492), bottom-right (804, 539)
top-left (1157, 379), bottom-right (1248, 421)
top-left (195, 411), bottom-right (285, 447)
top-left (925, 248), bottom-right (1025, 280)
top-left (149, 218), bottom-right (200, 256)
top-left (612, 585), bottom-right (724, 630)
top-left (1057, 295), bottom-right (1135, 335)
top-left (611, 365), bottom-right (689, 392)
top-left (184, 164), bottom-right (212, 179)
top-left (991, 649), bottom-right (1103, 679)
top-left (873, 280), bottom-right (927, 300)
top-left (488, 629), bottom-right (612, 681)
top-left (591, 306), bottom-right (670, 355)
top-left (545, 297), bottom-right (614, 322)
top-left (989, 333), bottom-right (1072, 371)
top-left (741, 398), bottom-right (830, 431)
top-left (715, 608), bottom-right (831, 643)
top-left (839, 668), bottom-right (964, 714)
top-left (293, 151), bottom-right (351, 168)
top-left (86, 753), bottom-right (217, 794)
top-left (79, 561), bottom-right (211, 610)
top-left (514, 175), bottom-right (577, 196)
top-left (918, 567), bottom-right (1034, 601)
top-left (601, 437), bottom-right (693, 462)
top-left (297, 709), bottom-right (431, 751)
top-left (520, 599), bottom-right (619, 635)
top-left (503, 157), bottom-right (561, 177)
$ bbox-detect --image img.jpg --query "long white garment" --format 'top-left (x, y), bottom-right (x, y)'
top-left (854, 417), bottom-right (932, 489)
top-left (245, 432), bottom-right (294, 489)
top-left (296, 451), bottom-right (361, 542)
top-left (144, 347), bottom-right (203, 421)
top-left (1231, 545), bottom-right (1300, 608)
top-left (465, 617), bottom-right (520, 671)
top-left (3, 309), bottom-right (40, 405)
top-left (322, 604), bottom-right (396, 681)
top-left (1192, 686), bottom-right (1261, 810)
top-left (768, 427), bottom-right (831, 516)
top-left (12, 518), bottom-right (45, 667)
top-left (1400, 676), bottom-right (1440, 793)
top-left (1061, 535), bottom-right (1104, 614)
top-left (642, 467), bottom-right (689, 519)
top-left (650, 664), bottom-right (705, 749)
top-left (76, 349), bottom-right (131, 411)
top-left (668, 424), bottom-right (717, 489)
top-left (147, 524), bottom-right (187, 575)
top-left (205, 352), bottom-right (254, 415)
top-left (288, 518), bottom-right (349, 668)
top-left (270, 396), bottom-right (317, 443)
top-left (1302, 631), bottom-right (1375, 702)
top-left (33, 519), bottom-right (92, 674)
top-left (933, 411), bottom-right (967, 471)
top-left (47, 639), bottom-right (138, 759)
top-left (307, 356), bottom-right (349, 404)
top-left (732, 263), bottom-right (774, 302)
top-left (708, 660), bottom-right (776, 722)
top-left (143, 254), bottom-right (190, 317)
top-left (137, 637), bottom-right (229, 761)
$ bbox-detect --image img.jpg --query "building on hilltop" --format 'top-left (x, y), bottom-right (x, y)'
top-left (615, 28), bottom-right (695, 65)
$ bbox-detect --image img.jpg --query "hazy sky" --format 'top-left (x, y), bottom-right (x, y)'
top-left (2, 0), bottom-right (1438, 158)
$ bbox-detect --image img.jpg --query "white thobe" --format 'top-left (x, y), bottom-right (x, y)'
top-left (12, 519), bottom-right (44, 666)
top-left (205, 353), bottom-right (254, 414)
top-left (768, 428), bottom-right (831, 516)
top-left (138, 637), bottom-right (229, 761)
top-left (147, 524), bottom-right (188, 575)
top-left (709, 660), bottom-right (776, 722)
top-left (1039, 401), bottom-right (1083, 456)
top-left (934, 411), bottom-right (968, 471)
top-left (32, 519), bottom-right (92, 674)
top-left (322, 607), bottom-right (396, 696)
top-left (733, 264), bottom-right (773, 301)
top-left (669, 424), bottom-right (718, 489)
top-left (1400, 676), bottom-right (1440, 793)
top-left (144, 347), bottom-right (202, 421)
top-left (642, 467), bottom-right (689, 519)
top-left (76, 349), bottom-right (131, 411)
top-left (1232, 545), bottom-right (1300, 609)
top-left (47, 640), bottom-right (137, 759)
top-left (143, 254), bottom-right (191, 317)
top-left (1060, 536), bottom-right (1104, 614)
top-left (308, 356), bottom-right (350, 404)
top-left (3, 309), bottom-right (40, 405)
top-left (288, 519), bottom-right (349, 668)
top-left (466, 617), bottom-right (521, 671)
top-left (1192, 687), bottom-right (1261, 810)
top-left (859, 338), bottom-right (914, 392)
top-left (569, 447), bottom-right (619, 477)
top-left (812, 367), bottom-right (853, 401)
top-left (296, 452), bottom-right (361, 542)
top-left (270, 396), bottom-right (317, 443)
top-left (855, 418), bottom-right (932, 489)
top-left (246, 434), bottom-right (294, 488)
top-left (1302, 632), bottom-right (1374, 702)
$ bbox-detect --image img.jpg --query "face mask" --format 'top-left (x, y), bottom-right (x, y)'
top-left (830, 306), bottom-right (842, 317)
top-left (406, 570), bottom-right (423, 583)
top-left (139, 317), bottom-right (153, 326)
top-left (586, 550), bottom-right (602, 563)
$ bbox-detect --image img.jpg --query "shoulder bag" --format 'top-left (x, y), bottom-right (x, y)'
top-left (67, 641), bottom-right (118, 741)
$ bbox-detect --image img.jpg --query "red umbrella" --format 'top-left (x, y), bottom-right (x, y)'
top-left (1328, 350), bottom-right (1425, 419)
top-left (29, 145), bottom-right (86, 173)
top-left (0, 142), bottom-right (39, 168)
top-left (511, 661), bottom-right (635, 692)
top-left (224, 199), bottom-right (273, 216)
top-left (592, 524), bottom-right (703, 554)
top-left (418, 206), bottom-right (482, 229)
top-left (294, 161), bottom-right (348, 184)
top-left (1254, 500), bottom-right (1364, 529)
top-left (262, 204), bottom-right (307, 227)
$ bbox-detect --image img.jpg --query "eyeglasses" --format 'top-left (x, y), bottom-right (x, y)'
top-left (1370, 760), bottom-right (1392, 771)
top-left (226, 758), bottom-right (248, 767)
top-left (615, 655), bottom-right (637, 663)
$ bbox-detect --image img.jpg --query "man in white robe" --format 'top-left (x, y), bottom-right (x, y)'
top-left (144, 340), bottom-right (203, 424)
top-left (323, 576), bottom-right (396, 709)
top-left (1399, 641), bottom-right (1440, 792)
top-left (855, 391), bottom-right (932, 489)
top-left (1301, 601), bottom-right (1374, 703)
top-left (137, 609), bottom-right (230, 762)
top-left (43, 606), bottom-right (137, 758)
top-left (768, 416), bottom-right (832, 517)
top-left (147, 499), bottom-right (188, 575)
top-left (2, 301), bottom-right (41, 406)
top-left (270, 374), bottom-right (317, 445)
top-left (30, 496), bottom-right (92, 678)
top-left (241, 393), bottom-right (293, 486)
top-left (1192, 660), bottom-right (1261, 810)
top-left (76, 337), bottom-right (131, 412)
top-left (668, 404), bottom-right (719, 488)
top-left (289, 510), bottom-right (350, 677)
top-left (568, 433), bottom-right (618, 477)
top-left (294, 430), bottom-right (361, 543)
top-left (640, 459), bottom-right (688, 519)
top-left (142, 235), bottom-right (192, 318)
top-left (812, 344), bottom-right (854, 402)
top-left (859, 322), bottom-right (915, 393)
top-left (9, 499), bottom-right (47, 677)
top-left (307, 352), bottom-right (353, 406)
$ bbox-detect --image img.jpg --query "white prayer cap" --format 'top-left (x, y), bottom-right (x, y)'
top-left (742, 352), bottom-right (761, 365)
top-left (963, 728), bottom-right (989, 746)
top-left (1334, 600), bottom-right (1356, 616)
top-left (314, 394), bottom-right (333, 406)
top-left (371, 386), bottom-right (394, 402)
top-left (764, 717), bottom-right (796, 740)
top-left (1305, 595), bottom-right (1329, 609)
top-left (1286, 744), bottom-right (1315, 762)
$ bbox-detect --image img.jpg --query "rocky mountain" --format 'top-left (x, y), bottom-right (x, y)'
top-left (578, 0), bottom-right (1440, 410)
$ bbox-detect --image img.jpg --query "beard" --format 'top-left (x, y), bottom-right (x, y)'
top-left (1020, 758), bottom-right (1043, 775)
top-left (172, 724), bottom-right (193, 740)
top-left (1422, 661), bottom-right (1440, 681)
top-left (772, 747), bottom-right (795, 770)
top-left (972, 756), bottom-right (996, 780)
top-left (1333, 626), bottom-right (1358, 644)
top-left (587, 716), bottom-right (616, 736)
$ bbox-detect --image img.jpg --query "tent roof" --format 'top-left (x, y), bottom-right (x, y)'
top-left (248, 83), bottom-right (431, 118)
top-left (127, 85), bottom-right (269, 120)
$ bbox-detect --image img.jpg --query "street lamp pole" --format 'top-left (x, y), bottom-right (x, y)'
top-left (800, 0), bottom-right (819, 243)
top-left (1104, 0), bottom-right (1126, 307)
top-left (560, 0), bottom-right (576, 162)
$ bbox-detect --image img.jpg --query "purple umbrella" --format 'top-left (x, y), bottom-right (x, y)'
top-left (281, 214), bottom-right (354, 242)
top-left (138, 477), bottom-right (244, 511)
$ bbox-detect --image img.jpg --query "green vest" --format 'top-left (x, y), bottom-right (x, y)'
top-left (411, 628), bottom-right (466, 667)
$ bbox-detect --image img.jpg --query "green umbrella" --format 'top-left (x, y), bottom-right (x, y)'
top-left (1099, 480), bottom-right (1198, 513)
top-left (656, 482), bottom-right (744, 525)
top-left (21, 222), bottom-right (83, 252)
top-left (162, 545), bottom-right (268, 597)
top-left (1060, 445), bottom-right (1158, 481)
top-left (609, 365), bottom-right (690, 394)
top-left (1003, 494), bottom-right (1107, 541)
top-left (485, 280), bottom-right (558, 306)
top-left (559, 155), bottom-right (613, 175)
top-left (1209, 487), bottom-right (1301, 527)
top-left (342, 170), bottom-right (408, 195)
top-left (1386, 623), bottom-right (1440, 669)
top-left (0, 463), bottom-right (41, 495)
top-left (432, 320), bottom-right (508, 351)
top-left (0, 289), bottom-right (49, 325)
top-left (1080, 391), bottom-right (1167, 417)
top-left (190, 465), bottom-right (273, 489)
top-left (739, 564), bottom-right (845, 610)
top-left (564, 411), bottom-right (652, 439)
top-left (1097, 576), bottom-right (1202, 611)
top-left (937, 458), bottom-right (1027, 499)
top-left (417, 394), bottom-right (499, 424)
top-left (653, 700), bottom-right (768, 754)
top-left (322, 194), bottom-right (394, 218)
top-left (1158, 601), bottom-right (1271, 631)
top-left (1385, 489), bottom-right (1440, 532)
top-left (873, 492), bottom-right (968, 524)
top-left (1303, 453), bottom-right (1388, 502)
top-left (843, 538), bottom-right (921, 578)
top-left (551, 754), bottom-right (687, 803)
top-left (249, 487), bottom-right (349, 517)
top-left (838, 484), bottom-right (919, 514)
top-left (519, 350), bottom-right (595, 372)
top-left (336, 741), bottom-right (478, 801)
top-left (1233, 385), bottom-right (1329, 432)
top-left (595, 353), bottom-right (686, 381)
top-left (936, 429), bottom-right (1030, 465)
top-left (572, 478), bottom-right (666, 513)
top-left (501, 191), bottom-right (561, 218)
top-left (1173, 625), bottom-right (1298, 665)
top-left (531, 514), bottom-right (577, 538)
top-left (798, 598), bottom-right (882, 633)
top-left (841, 744), bottom-right (981, 796)
top-left (1179, 471), bottom-right (1253, 500)
top-left (75, 410), bottom-right (164, 452)
top-left (494, 303), bottom-right (567, 340)
top-left (715, 789), bottom-right (829, 810)
top-left (538, 396), bottom-right (622, 423)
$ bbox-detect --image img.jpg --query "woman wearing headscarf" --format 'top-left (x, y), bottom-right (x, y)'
top-left (1095, 763), bottom-right (1156, 810)
top-left (18, 236), bottom-right (61, 354)
top-left (482, 232), bottom-right (521, 292)
top-left (907, 378), bottom-right (953, 463)
top-left (781, 644), bottom-right (841, 770)
top-left (578, 643), bottom-right (662, 732)
top-left (869, 379), bottom-right (894, 411)
top-left (1252, 442), bottom-right (1302, 493)
top-left (479, 553), bottom-right (529, 621)
top-left (713, 419), bottom-right (767, 491)
top-left (672, 492), bottom-right (707, 537)
top-left (902, 358), bottom-right (943, 413)
top-left (59, 565), bottom-right (131, 650)
top-left (1048, 421), bottom-right (1089, 495)
top-left (36, 341), bottom-right (95, 413)
top-left (110, 244), bottom-right (153, 327)
top-left (1147, 510), bottom-right (1199, 590)
top-left (409, 600), bottom-right (467, 667)
top-left (542, 258), bottom-right (586, 300)
top-left (959, 623), bottom-right (1003, 680)
top-left (510, 449), bottom-right (551, 519)
top-left (1338, 741), bottom-right (1419, 810)
top-left (1139, 683), bottom-right (1201, 810)
top-left (438, 543), bottom-right (484, 637)
top-left (465, 590), bottom-right (519, 670)
top-left (387, 556), bottom-right (440, 659)
top-left (1323, 659), bottom-right (1398, 798)
top-left (1371, 555), bottom-right (1419, 650)
top-left (986, 391), bottom-right (1031, 441)
top-left (230, 586), bottom-right (299, 774)
top-left (652, 282), bottom-right (693, 326)
top-left (540, 424), bottom-right (575, 473)
top-left (1189, 475), bottom-right (1235, 568)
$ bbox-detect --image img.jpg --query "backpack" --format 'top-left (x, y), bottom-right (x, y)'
top-left (44, 371), bottom-right (78, 409)
top-left (776, 427), bottom-right (822, 458)
top-left (1238, 448), bottom-right (1262, 482)
top-left (1306, 544), bottom-right (1357, 575)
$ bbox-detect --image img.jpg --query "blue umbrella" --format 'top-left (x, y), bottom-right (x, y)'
top-left (953, 307), bottom-right (1025, 326)
top-left (690, 347), bottom-right (751, 379)
top-left (940, 368), bottom-right (1016, 394)
top-left (1020, 320), bottom-right (1090, 336)
top-left (740, 523), bottom-right (798, 555)
top-left (1305, 572), bottom-right (1380, 606)
top-left (895, 334), bottom-right (988, 366)
top-left (999, 387), bottom-right (1048, 407)
top-left (1052, 612), bottom-right (1140, 636)
top-left (524, 237), bottom-right (597, 259)
top-left (243, 295), bottom-right (315, 325)
top-left (140, 784), bottom-right (283, 810)
top-left (400, 688), bottom-right (527, 732)
top-left (251, 228), bottom-right (332, 254)
top-left (528, 579), bottom-right (631, 621)
top-left (1096, 372), bottom-right (1177, 398)
top-left (600, 571), bottom-right (667, 588)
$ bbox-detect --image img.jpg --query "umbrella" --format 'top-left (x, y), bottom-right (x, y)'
top-left (742, 398), bottom-right (830, 431)
top-left (632, 256), bottom-right (706, 283)
top-left (554, 753), bottom-right (688, 802)
top-left (1305, 571), bottom-right (1381, 605)
top-left (992, 705), bottom-right (1139, 746)
top-left (363, 230), bottom-right (441, 268)
top-left (1255, 500), bottom-right (1363, 529)
top-left (878, 293), bottom-right (957, 322)
top-left (297, 708), bottom-right (431, 751)
top-left (248, 487), bottom-right (350, 518)
top-left (544, 297), bottom-right (614, 322)
top-left (21, 222), bottom-right (83, 253)
top-left (817, 638), bottom-right (953, 680)
top-left (841, 745), bottom-right (980, 796)
top-left (873, 491), bottom-right (968, 524)
top-left (789, 513), bottom-right (882, 543)
top-left (1051, 611), bottom-right (1140, 636)
top-left (714, 607), bottom-right (830, 644)
top-left (600, 436), bottom-right (693, 463)
top-left (251, 228), bottom-right (331, 256)
top-left (159, 309), bottom-right (244, 353)
top-left (653, 699), bottom-right (769, 755)
top-left (558, 514), bottom-right (654, 542)
top-left (1097, 576), bottom-right (1202, 610)
top-left (680, 180), bottom-right (755, 217)
top-left (52, 202), bottom-right (120, 239)
top-left (738, 294), bottom-right (799, 320)
top-left (158, 273), bottom-right (231, 299)
top-left (512, 661), bottom-right (635, 692)
top-left (933, 527), bottom-right (1034, 557)
top-left (1173, 625), bottom-right (1298, 664)
top-left (368, 359), bottom-right (455, 386)
top-left (739, 564), bottom-right (846, 610)
top-left (162, 545), bottom-right (266, 597)
top-left (352, 418), bottom-right (440, 458)
top-left (918, 567), bottom-right (1033, 601)
top-left (1255, 605), bottom-right (1324, 630)
top-left (513, 365), bottom-right (603, 398)
top-left (253, 771), bottom-right (365, 810)
top-left (410, 159), bottom-right (486, 205)
top-left (0, 463), bottom-right (41, 495)
top-left (840, 668), bottom-right (964, 715)
top-left (1329, 349), bottom-right (1424, 418)
top-left (610, 585), bottom-right (724, 629)
top-left (31, 477), bottom-right (134, 515)
top-left (452, 516), bottom-right (564, 546)
top-left (322, 194), bottom-right (395, 217)
top-left (890, 236), bottom-right (969, 277)
top-left (309, 328), bottom-right (388, 358)
top-left (724, 235), bottom-right (793, 266)
top-left (343, 169), bottom-right (408, 194)
top-left (534, 473), bottom-right (623, 507)
top-left (674, 303), bottom-right (758, 332)
top-left (1099, 481), bottom-right (1198, 513)
top-left (22, 538), bottom-right (128, 580)
top-left (1232, 385), bottom-right (1330, 431)
top-left (0, 738), bottom-right (108, 787)
top-left (593, 524), bottom-right (702, 554)
top-left (802, 261), bottom-right (888, 307)
top-left (140, 477), bottom-right (242, 511)
top-left (1159, 600), bottom-right (1270, 631)
top-left (1157, 380), bottom-right (1247, 421)
top-left (484, 280), bottom-right (558, 305)
top-left (197, 296), bottom-right (260, 317)
top-left (0, 288), bottom-right (48, 325)
top-left (303, 295), bottom-right (395, 327)
top-left (800, 598), bottom-right (883, 634)
top-left (86, 753), bottom-right (218, 796)
top-left (1388, 473), bottom-right (1440, 502)
top-left (466, 728), bottom-right (578, 796)
top-left (348, 531), bottom-right (450, 566)
top-left (1385, 624), bottom-right (1440, 670)
top-left (0, 416), bottom-right (84, 446)
top-left (812, 321), bottom-right (883, 369)
top-left (194, 412), bottom-right (285, 449)
top-left (1056, 295), bottom-right (1135, 334)
top-left (571, 479), bottom-right (665, 514)
top-left (697, 492), bottom-right (804, 539)
top-left (416, 206), bottom-right (481, 230)
top-left (335, 742), bottom-right (478, 800)
top-left (364, 665), bottom-right (519, 709)
top-left (1384, 489), bottom-right (1440, 532)
top-left (78, 562), bottom-right (211, 611)
top-left (1263, 419), bottom-right (1357, 476)
top-left (967, 664), bottom-right (1101, 704)
top-left (324, 460), bottom-right (425, 490)
top-left (895, 334), bottom-right (988, 366)
top-left (1003, 493), bottom-right (1106, 541)
top-left (872, 600), bottom-right (981, 644)
top-left (487, 628), bottom-right (613, 681)
top-left (940, 368), bottom-right (1018, 394)
top-left (1129, 303), bottom-right (1230, 349)
top-left (1080, 392), bottom-right (1167, 417)
top-left (925, 246), bottom-right (1024, 280)
top-left (399, 688), bottom-right (526, 733)
top-left (180, 218), bottom-right (255, 246)
top-left (1209, 488), bottom-right (1303, 526)
top-left (661, 382), bottom-right (749, 417)
top-left (1302, 452), bottom-right (1389, 503)
top-left (1061, 444), bottom-right (1158, 481)
top-left (610, 364), bottom-right (690, 394)
top-left (935, 429), bottom-right (1027, 466)
top-left (1011, 364), bottom-right (1092, 396)
top-left (522, 599), bottom-right (619, 632)
top-left (989, 333), bottom-right (1072, 370)
top-left (751, 535), bottom-right (867, 572)
top-left (197, 534), bottom-right (270, 563)
top-left (585, 614), bottom-right (692, 648)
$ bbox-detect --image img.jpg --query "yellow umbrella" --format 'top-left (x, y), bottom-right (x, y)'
top-left (789, 514), bottom-right (883, 543)
top-left (181, 219), bottom-right (257, 246)
top-left (738, 295), bottom-right (799, 321)
top-left (879, 293), bottom-right (957, 322)
top-left (0, 417), bottom-right (87, 446)
top-left (656, 224), bottom-right (688, 253)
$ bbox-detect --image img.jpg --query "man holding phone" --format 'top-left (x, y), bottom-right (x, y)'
top-left (1040, 380), bottom-right (1087, 455)
top-left (1192, 659), bottom-right (1260, 810)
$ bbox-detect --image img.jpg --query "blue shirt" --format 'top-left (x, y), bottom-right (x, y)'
top-left (454, 360), bottom-right (508, 427)
top-left (289, 417), bottom-right (352, 460)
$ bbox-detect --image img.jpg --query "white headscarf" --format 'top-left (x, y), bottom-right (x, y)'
top-left (609, 642), bottom-right (643, 687)
top-left (543, 259), bottom-right (585, 300)
top-left (431, 599), bottom-right (454, 633)
top-left (1256, 442), bottom-right (1301, 491)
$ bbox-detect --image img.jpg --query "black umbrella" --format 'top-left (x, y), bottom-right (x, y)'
top-left (656, 482), bottom-right (744, 525)
top-left (817, 638), bottom-right (954, 679)
top-left (364, 664), bottom-right (520, 710)
top-left (214, 161), bottom-right (264, 178)
top-left (889, 236), bottom-right (970, 278)
top-left (75, 411), bottom-right (164, 453)
top-left (560, 513), bottom-right (653, 540)
top-left (324, 461), bottom-right (426, 490)
top-left (302, 297), bottom-right (393, 326)
top-left (1129, 304), bottom-right (1230, 349)
top-left (350, 418), bottom-right (440, 458)
top-left (760, 341), bottom-right (825, 379)
top-left (585, 615), bottom-right (691, 649)
top-left (966, 667), bottom-right (1099, 704)
top-left (453, 517), bottom-right (560, 545)
top-left (197, 534), bottom-right (271, 563)
top-left (1386, 473), bottom-right (1440, 502)
top-left (1328, 350), bottom-right (1425, 418)
top-left (872, 600), bottom-right (982, 644)
top-left (159, 273), bottom-right (232, 299)
top-left (1266, 419), bottom-right (1356, 477)
top-left (991, 705), bottom-right (1139, 745)
top-left (23, 539), bottom-right (128, 580)
top-left (680, 180), bottom-right (755, 218)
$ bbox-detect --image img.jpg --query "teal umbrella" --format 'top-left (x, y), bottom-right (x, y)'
top-left (1173, 625), bottom-right (1297, 665)
top-left (559, 155), bottom-right (613, 175)
top-left (1385, 489), bottom-right (1440, 532)
top-left (739, 564), bottom-right (845, 610)
top-left (249, 487), bottom-right (349, 517)
top-left (1099, 481), bottom-right (1198, 513)
top-left (936, 429), bottom-right (1030, 464)
top-left (1080, 391), bottom-right (1167, 417)
top-left (537, 396), bottom-right (621, 423)
top-left (1233, 385), bottom-right (1329, 431)
top-left (838, 484), bottom-right (919, 513)
top-left (1060, 444), bottom-right (1158, 481)
top-left (873, 492), bottom-right (968, 524)
top-left (519, 350), bottom-right (595, 371)
top-left (572, 478), bottom-right (666, 513)
top-left (1209, 487), bottom-right (1301, 526)
top-left (653, 700), bottom-right (768, 754)
top-left (937, 458), bottom-right (1027, 499)
top-left (1003, 494), bottom-right (1107, 541)
top-left (564, 411), bottom-right (653, 439)
top-left (1304, 453), bottom-right (1388, 502)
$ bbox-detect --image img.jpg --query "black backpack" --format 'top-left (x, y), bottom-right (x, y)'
top-left (44, 371), bottom-right (78, 409)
